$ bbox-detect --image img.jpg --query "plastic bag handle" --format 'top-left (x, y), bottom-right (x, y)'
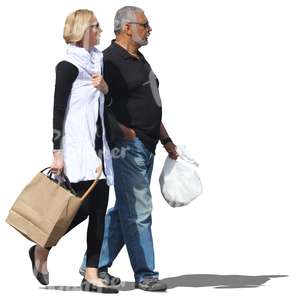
top-left (176, 147), bottom-right (199, 167)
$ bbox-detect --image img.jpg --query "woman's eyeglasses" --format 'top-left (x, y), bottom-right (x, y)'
top-left (88, 22), bottom-right (100, 30)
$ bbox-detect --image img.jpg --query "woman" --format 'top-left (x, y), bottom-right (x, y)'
top-left (28, 9), bottom-right (117, 294)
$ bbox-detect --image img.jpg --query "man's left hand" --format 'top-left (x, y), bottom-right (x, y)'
top-left (164, 142), bottom-right (179, 160)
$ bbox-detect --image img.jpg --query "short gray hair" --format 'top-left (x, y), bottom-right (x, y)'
top-left (114, 6), bottom-right (144, 34)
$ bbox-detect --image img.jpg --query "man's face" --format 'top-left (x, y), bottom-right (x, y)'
top-left (129, 12), bottom-right (152, 46)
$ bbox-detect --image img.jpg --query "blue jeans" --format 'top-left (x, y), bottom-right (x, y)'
top-left (81, 137), bottom-right (159, 282)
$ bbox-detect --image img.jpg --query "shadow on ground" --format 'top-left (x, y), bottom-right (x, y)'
top-left (41, 274), bottom-right (288, 292)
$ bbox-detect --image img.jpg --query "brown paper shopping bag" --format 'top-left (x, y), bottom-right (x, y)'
top-left (6, 167), bottom-right (101, 248)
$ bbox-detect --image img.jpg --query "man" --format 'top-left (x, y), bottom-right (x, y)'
top-left (80, 6), bottom-right (178, 292)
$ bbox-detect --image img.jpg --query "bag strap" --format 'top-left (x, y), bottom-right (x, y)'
top-left (179, 154), bottom-right (199, 167)
top-left (176, 146), bottom-right (199, 167)
top-left (79, 165), bottom-right (103, 202)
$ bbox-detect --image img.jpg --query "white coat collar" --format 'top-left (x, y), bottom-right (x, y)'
top-left (66, 44), bottom-right (102, 75)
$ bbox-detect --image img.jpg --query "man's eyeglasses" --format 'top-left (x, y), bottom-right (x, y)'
top-left (128, 21), bottom-right (151, 29)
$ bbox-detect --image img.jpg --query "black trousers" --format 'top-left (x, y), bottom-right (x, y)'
top-left (47, 179), bottom-right (109, 268)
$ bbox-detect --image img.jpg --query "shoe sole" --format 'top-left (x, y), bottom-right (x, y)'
top-left (81, 281), bottom-right (119, 293)
top-left (135, 283), bottom-right (168, 292)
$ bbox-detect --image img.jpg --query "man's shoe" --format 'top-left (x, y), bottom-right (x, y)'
top-left (99, 271), bottom-right (121, 286)
top-left (29, 246), bottom-right (49, 285)
top-left (80, 278), bottom-right (119, 293)
top-left (79, 266), bottom-right (85, 276)
top-left (135, 278), bottom-right (167, 292)
top-left (79, 267), bottom-right (121, 286)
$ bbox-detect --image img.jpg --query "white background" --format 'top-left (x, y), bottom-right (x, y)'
top-left (0, 0), bottom-right (299, 299)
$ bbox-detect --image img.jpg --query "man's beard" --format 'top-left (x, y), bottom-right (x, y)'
top-left (132, 32), bottom-right (148, 46)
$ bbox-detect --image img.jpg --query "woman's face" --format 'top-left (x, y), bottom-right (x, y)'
top-left (83, 15), bottom-right (102, 48)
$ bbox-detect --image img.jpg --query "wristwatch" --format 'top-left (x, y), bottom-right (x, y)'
top-left (53, 149), bottom-right (62, 154)
top-left (161, 137), bottom-right (173, 146)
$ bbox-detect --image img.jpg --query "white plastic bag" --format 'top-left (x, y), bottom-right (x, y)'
top-left (159, 145), bottom-right (202, 208)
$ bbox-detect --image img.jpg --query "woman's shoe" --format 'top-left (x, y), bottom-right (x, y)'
top-left (79, 267), bottom-right (121, 286)
top-left (81, 278), bottom-right (119, 293)
top-left (28, 245), bottom-right (49, 285)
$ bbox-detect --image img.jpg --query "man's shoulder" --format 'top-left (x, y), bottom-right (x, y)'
top-left (103, 43), bottom-right (114, 56)
top-left (103, 43), bottom-right (119, 61)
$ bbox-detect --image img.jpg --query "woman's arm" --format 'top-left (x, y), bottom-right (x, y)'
top-left (51, 61), bottom-right (78, 173)
top-left (52, 61), bottom-right (78, 149)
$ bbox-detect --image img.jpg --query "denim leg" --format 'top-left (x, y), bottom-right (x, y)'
top-left (97, 205), bottom-right (125, 270)
top-left (81, 138), bottom-right (158, 281)
top-left (146, 153), bottom-right (154, 183)
top-left (113, 138), bottom-right (159, 282)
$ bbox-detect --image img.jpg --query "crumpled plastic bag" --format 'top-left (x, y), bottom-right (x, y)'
top-left (159, 145), bottom-right (202, 208)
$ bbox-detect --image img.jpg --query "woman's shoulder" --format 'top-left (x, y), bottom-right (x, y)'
top-left (55, 60), bottom-right (79, 81)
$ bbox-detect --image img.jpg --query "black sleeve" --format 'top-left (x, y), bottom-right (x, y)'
top-left (52, 61), bottom-right (79, 149)
top-left (95, 110), bottom-right (103, 155)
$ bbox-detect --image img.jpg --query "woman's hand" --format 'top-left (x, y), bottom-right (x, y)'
top-left (51, 150), bottom-right (64, 174)
top-left (95, 165), bottom-right (102, 175)
top-left (92, 74), bottom-right (109, 94)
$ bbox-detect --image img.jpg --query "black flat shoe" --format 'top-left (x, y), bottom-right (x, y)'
top-left (81, 278), bottom-right (119, 293)
top-left (29, 245), bottom-right (49, 285)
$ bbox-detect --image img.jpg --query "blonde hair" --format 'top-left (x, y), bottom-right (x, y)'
top-left (63, 9), bottom-right (94, 44)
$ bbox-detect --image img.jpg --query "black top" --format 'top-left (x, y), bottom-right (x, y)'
top-left (52, 61), bottom-right (79, 149)
top-left (103, 42), bottom-right (162, 153)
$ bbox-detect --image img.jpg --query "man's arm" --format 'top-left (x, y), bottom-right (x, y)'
top-left (160, 122), bottom-right (178, 160)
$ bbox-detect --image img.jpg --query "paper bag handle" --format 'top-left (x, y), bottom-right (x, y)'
top-left (80, 165), bottom-right (103, 202)
top-left (41, 166), bottom-right (103, 202)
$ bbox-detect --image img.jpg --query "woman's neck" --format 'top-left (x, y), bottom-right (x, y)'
top-left (75, 42), bottom-right (93, 53)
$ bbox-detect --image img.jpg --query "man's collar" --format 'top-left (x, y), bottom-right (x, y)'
top-left (111, 39), bottom-right (144, 60)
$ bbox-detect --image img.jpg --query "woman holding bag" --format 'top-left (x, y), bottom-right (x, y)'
top-left (28, 9), bottom-right (118, 293)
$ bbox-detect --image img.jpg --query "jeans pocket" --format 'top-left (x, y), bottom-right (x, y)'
top-left (125, 136), bottom-right (138, 143)
top-left (122, 136), bottom-right (140, 147)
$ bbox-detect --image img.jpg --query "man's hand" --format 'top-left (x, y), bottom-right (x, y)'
top-left (164, 142), bottom-right (179, 160)
top-left (124, 128), bottom-right (136, 140)
top-left (118, 123), bottom-right (136, 140)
